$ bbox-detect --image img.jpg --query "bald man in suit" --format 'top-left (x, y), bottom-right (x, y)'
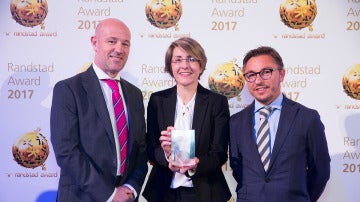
top-left (51, 18), bottom-right (147, 202)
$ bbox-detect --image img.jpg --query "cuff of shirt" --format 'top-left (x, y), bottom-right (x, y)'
top-left (106, 184), bottom-right (137, 202)
top-left (185, 169), bottom-right (196, 178)
top-left (164, 151), bottom-right (170, 162)
top-left (124, 183), bottom-right (137, 199)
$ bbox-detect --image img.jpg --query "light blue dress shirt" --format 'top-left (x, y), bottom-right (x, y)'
top-left (254, 93), bottom-right (284, 155)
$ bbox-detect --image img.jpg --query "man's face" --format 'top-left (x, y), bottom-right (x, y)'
top-left (244, 55), bottom-right (285, 105)
top-left (91, 20), bottom-right (131, 78)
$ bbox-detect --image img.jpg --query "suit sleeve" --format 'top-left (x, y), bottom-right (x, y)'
top-left (50, 81), bottom-right (114, 201)
top-left (123, 87), bottom-right (148, 195)
top-left (306, 110), bottom-right (331, 202)
top-left (229, 113), bottom-right (241, 184)
top-left (195, 95), bottom-right (230, 175)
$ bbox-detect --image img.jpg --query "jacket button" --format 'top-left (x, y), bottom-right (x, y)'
top-left (265, 177), bottom-right (270, 183)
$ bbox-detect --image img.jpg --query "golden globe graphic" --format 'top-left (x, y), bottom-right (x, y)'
top-left (145, 0), bottom-right (182, 30)
top-left (10, 0), bottom-right (48, 29)
top-left (12, 128), bottom-right (49, 170)
top-left (342, 64), bottom-right (360, 100)
top-left (208, 59), bottom-right (245, 99)
top-left (279, 0), bottom-right (317, 31)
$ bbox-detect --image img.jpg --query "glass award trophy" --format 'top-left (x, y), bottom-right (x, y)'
top-left (171, 129), bottom-right (195, 166)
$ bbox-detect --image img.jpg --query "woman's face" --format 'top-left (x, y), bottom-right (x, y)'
top-left (171, 47), bottom-right (202, 88)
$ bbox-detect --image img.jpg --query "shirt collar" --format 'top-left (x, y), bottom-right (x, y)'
top-left (176, 92), bottom-right (197, 109)
top-left (254, 93), bottom-right (283, 113)
top-left (92, 62), bottom-right (121, 81)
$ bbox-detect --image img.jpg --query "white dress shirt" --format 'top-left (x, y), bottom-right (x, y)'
top-left (92, 64), bottom-right (137, 200)
top-left (170, 93), bottom-right (196, 188)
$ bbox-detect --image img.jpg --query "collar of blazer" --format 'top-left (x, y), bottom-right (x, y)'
top-left (267, 97), bottom-right (299, 171)
top-left (161, 84), bottom-right (211, 151)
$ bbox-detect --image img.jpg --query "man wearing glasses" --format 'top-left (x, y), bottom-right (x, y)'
top-left (229, 46), bottom-right (330, 202)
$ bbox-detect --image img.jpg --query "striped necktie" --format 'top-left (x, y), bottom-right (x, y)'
top-left (104, 79), bottom-right (128, 175)
top-left (257, 106), bottom-right (272, 171)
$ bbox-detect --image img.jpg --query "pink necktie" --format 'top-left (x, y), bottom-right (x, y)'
top-left (104, 79), bottom-right (128, 175)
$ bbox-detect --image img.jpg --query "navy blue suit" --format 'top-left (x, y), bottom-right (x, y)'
top-left (229, 96), bottom-right (330, 202)
top-left (50, 66), bottom-right (148, 201)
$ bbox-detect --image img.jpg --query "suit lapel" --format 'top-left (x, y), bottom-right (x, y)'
top-left (269, 97), bottom-right (298, 170)
top-left (244, 102), bottom-right (266, 171)
top-left (163, 85), bottom-right (207, 150)
top-left (82, 66), bottom-right (114, 141)
top-left (192, 85), bottom-right (208, 150)
top-left (246, 103), bottom-right (260, 159)
top-left (162, 86), bottom-right (177, 128)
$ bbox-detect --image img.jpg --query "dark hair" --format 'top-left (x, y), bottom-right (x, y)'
top-left (243, 46), bottom-right (284, 71)
top-left (164, 37), bottom-right (207, 79)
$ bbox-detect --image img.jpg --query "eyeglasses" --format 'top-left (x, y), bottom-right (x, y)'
top-left (243, 68), bottom-right (280, 83)
top-left (172, 57), bottom-right (200, 64)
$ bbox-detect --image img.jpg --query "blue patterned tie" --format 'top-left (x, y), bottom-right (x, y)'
top-left (257, 106), bottom-right (272, 171)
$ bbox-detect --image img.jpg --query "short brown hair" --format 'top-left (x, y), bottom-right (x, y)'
top-left (243, 46), bottom-right (284, 71)
top-left (164, 37), bottom-right (207, 79)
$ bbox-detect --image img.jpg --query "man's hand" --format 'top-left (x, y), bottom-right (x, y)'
top-left (112, 186), bottom-right (134, 202)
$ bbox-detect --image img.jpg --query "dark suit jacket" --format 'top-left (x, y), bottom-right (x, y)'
top-left (229, 96), bottom-right (330, 202)
top-left (50, 66), bottom-right (148, 202)
top-left (142, 84), bottom-right (231, 202)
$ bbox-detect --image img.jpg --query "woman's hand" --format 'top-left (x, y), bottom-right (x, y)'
top-left (179, 157), bottom-right (199, 174)
top-left (159, 126), bottom-right (174, 158)
top-left (168, 157), bottom-right (181, 172)
top-left (169, 156), bottom-right (199, 174)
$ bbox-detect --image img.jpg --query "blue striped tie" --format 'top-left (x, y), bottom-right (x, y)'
top-left (257, 106), bottom-right (272, 171)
